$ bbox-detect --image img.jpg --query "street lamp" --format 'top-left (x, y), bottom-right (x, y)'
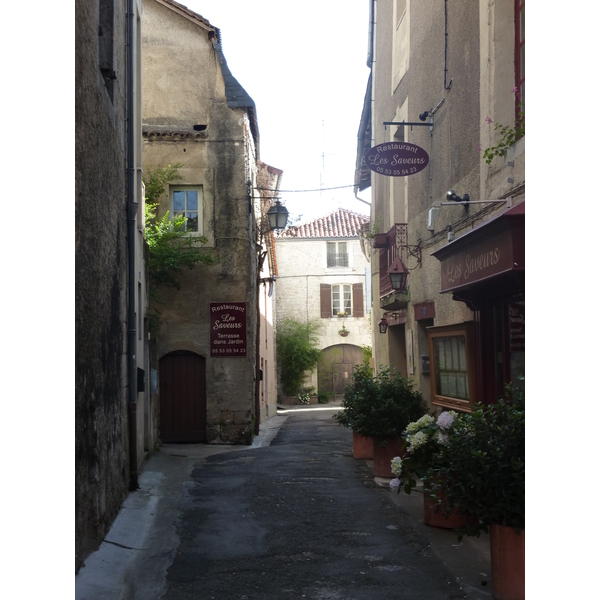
top-left (266, 199), bottom-right (289, 230)
top-left (378, 317), bottom-right (389, 334)
top-left (388, 256), bottom-right (409, 292)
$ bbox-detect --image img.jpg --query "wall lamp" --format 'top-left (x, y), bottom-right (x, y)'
top-left (446, 190), bottom-right (470, 203)
top-left (378, 311), bottom-right (403, 334)
top-left (388, 256), bottom-right (409, 292)
top-left (266, 199), bottom-right (289, 230)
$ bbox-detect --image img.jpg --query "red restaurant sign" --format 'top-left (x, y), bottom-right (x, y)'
top-left (210, 302), bottom-right (247, 357)
top-left (364, 142), bottom-right (429, 177)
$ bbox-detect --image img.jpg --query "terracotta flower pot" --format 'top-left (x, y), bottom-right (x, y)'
top-left (489, 524), bottom-right (525, 600)
top-left (372, 233), bottom-right (388, 248)
top-left (422, 489), bottom-right (471, 529)
top-left (372, 437), bottom-right (407, 478)
top-left (352, 432), bottom-right (374, 460)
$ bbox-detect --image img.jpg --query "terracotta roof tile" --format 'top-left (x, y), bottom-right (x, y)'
top-left (277, 208), bottom-right (369, 239)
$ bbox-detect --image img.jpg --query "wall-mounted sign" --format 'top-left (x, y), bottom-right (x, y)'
top-left (210, 302), bottom-right (247, 357)
top-left (364, 142), bottom-right (429, 177)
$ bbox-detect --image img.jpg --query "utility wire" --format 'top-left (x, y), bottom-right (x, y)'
top-left (256, 184), bottom-right (356, 193)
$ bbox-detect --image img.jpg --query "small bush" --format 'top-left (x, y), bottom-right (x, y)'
top-left (334, 364), bottom-right (427, 441)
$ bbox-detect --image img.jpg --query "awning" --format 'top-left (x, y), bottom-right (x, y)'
top-left (432, 201), bottom-right (525, 295)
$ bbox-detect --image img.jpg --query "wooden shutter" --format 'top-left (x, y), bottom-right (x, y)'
top-left (352, 283), bottom-right (364, 317)
top-left (320, 284), bottom-right (332, 318)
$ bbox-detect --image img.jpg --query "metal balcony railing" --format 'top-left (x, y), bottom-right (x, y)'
top-left (327, 253), bottom-right (349, 268)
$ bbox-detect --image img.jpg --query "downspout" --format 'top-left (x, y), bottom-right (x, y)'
top-left (126, 0), bottom-right (139, 490)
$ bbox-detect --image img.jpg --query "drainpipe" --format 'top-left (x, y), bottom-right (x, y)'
top-left (126, 0), bottom-right (139, 490)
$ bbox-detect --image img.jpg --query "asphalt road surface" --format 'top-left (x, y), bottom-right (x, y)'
top-left (162, 409), bottom-right (468, 600)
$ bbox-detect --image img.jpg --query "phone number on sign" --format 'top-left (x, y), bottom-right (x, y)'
top-left (212, 348), bottom-right (245, 355)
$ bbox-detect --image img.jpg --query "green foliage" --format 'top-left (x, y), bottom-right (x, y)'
top-left (361, 345), bottom-right (373, 368)
top-left (317, 390), bottom-right (333, 404)
top-left (145, 210), bottom-right (214, 290)
top-left (143, 164), bottom-right (216, 331)
top-left (433, 392), bottom-right (525, 539)
top-left (333, 364), bottom-right (427, 441)
top-left (482, 105), bottom-right (525, 165)
top-left (145, 163), bottom-right (184, 205)
top-left (276, 318), bottom-right (323, 397)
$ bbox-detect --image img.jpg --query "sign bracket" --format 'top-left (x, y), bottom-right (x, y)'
top-left (383, 120), bottom-right (434, 134)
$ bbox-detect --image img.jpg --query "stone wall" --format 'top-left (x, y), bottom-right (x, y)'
top-left (75, 0), bottom-right (130, 572)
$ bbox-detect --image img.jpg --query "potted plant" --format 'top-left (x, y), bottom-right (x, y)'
top-left (431, 387), bottom-right (525, 600)
top-left (333, 364), bottom-right (426, 473)
top-left (337, 311), bottom-right (348, 318)
top-left (372, 233), bottom-right (388, 248)
top-left (338, 324), bottom-right (350, 337)
top-left (388, 411), bottom-right (472, 529)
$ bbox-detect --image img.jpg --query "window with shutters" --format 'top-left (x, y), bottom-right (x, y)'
top-left (332, 284), bottom-right (352, 316)
top-left (320, 283), bottom-right (364, 318)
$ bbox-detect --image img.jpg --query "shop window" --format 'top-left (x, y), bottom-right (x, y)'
top-left (427, 322), bottom-right (478, 412)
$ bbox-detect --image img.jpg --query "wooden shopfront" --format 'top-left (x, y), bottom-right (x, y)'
top-left (431, 201), bottom-right (525, 408)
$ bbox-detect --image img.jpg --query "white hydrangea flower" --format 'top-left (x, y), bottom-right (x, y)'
top-left (404, 414), bottom-right (434, 435)
top-left (436, 411), bottom-right (455, 430)
top-left (390, 456), bottom-right (403, 476)
top-left (389, 477), bottom-right (401, 492)
top-left (408, 430), bottom-right (428, 452)
top-left (435, 431), bottom-right (449, 446)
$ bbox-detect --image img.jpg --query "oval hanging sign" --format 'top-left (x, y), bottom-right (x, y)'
top-left (364, 142), bottom-right (429, 177)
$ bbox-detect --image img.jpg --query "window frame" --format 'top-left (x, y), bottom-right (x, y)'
top-left (170, 186), bottom-right (203, 235)
top-left (427, 322), bottom-right (478, 412)
top-left (332, 283), bottom-right (352, 317)
top-left (326, 241), bottom-right (349, 268)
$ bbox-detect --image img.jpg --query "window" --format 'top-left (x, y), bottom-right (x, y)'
top-left (332, 284), bottom-right (352, 316)
top-left (320, 283), bottom-right (364, 318)
top-left (428, 322), bottom-right (477, 412)
top-left (172, 187), bottom-right (202, 233)
top-left (327, 241), bottom-right (349, 268)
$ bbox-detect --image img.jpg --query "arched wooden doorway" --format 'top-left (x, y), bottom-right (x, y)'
top-left (318, 344), bottom-right (363, 397)
top-left (159, 351), bottom-right (207, 442)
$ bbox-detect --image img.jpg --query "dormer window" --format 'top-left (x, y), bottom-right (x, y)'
top-left (327, 241), bottom-right (349, 268)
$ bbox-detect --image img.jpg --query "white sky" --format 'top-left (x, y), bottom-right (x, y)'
top-left (182, 0), bottom-right (372, 223)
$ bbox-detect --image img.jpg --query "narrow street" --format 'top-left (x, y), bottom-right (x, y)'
top-left (162, 408), bottom-right (472, 600)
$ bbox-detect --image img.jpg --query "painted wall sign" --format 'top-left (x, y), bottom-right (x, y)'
top-left (210, 302), bottom-right (247, 357)
top-left (438, 229), bottom-right (517, 293)
top-left (364, 142), bottom-right (429, 177)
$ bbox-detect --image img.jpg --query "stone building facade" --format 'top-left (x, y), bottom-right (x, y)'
top-left (274, 209), bottom-right (372, 398)
top-left (355, 0), bottom-right (525, 412)
top-left (142, 0), bottom-right (280, 443)
top-left (76, 0), bottom-right (150, 572)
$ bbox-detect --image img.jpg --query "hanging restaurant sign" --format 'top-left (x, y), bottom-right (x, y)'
top-left (210, 302), bottom-right (247, 357)
top-left (364, 142), bottom-right (429, 177)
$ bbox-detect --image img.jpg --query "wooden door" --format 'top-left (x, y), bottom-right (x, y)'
top-left (159, 351), bottom-right (207, 442)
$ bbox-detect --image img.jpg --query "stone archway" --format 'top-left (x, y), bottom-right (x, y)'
top-left (318, 344), bottom-right (363, 398)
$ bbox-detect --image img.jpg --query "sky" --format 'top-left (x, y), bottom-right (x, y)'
top-left (183, 0), bottom-right (372, 224)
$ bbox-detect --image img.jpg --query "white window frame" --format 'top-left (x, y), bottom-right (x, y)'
top-left (170, 186), bottom-right (203, 235)
top-left (327, 241), bottom-right (349, 268)
top-left (332, 283), bottom-right (352, 317)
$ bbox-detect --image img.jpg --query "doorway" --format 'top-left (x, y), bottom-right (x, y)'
top-left (159, 350), bottom-right (207, 442)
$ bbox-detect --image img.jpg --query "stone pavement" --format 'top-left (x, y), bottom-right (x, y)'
top-left (76, 405), bottom-right (492, 600)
